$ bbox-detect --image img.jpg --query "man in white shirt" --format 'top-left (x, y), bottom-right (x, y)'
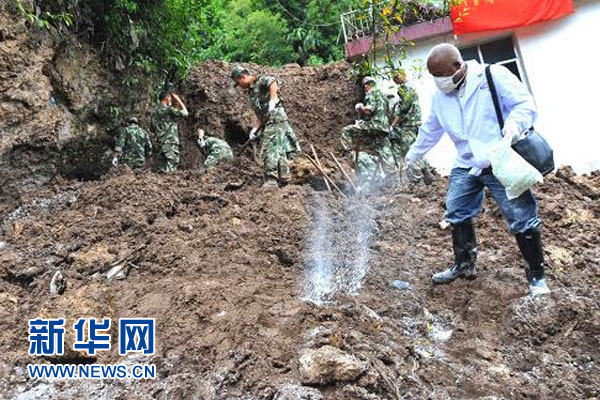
top-left (405, 43), bottom-right (550, 296)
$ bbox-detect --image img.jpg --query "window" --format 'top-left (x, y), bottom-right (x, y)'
top-left (460, 36), bottom-right (524, 81)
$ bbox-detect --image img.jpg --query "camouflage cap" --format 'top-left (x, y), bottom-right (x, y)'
top-left (127, 117), bottom-right (139, 124)
top-left (362, 76), bottom-right (376, 86)
top-left (231, 66), bottom-right (249, 86)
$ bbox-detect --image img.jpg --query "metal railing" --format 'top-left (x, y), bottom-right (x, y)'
top-left (340, 0), bottom-right (447, 44)
top-left (340, 8), bottom-right (374, 44)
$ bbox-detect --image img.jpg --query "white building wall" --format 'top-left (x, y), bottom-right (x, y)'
top-left (381, 0), bottom-right (600, 175)
top-left (515, 0), bottom-right (600, 174)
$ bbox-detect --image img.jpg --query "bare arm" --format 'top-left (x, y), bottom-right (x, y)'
top-left (171, 94), bottom-right (189, 117)
top-left (114, 129), bottom-right (125, 159)
top-left (268, 81), bottom-right (279, 102)
top-left (255, 117), bottom-right (264, 132)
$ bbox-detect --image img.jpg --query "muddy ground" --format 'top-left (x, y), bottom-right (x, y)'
top-left (1, 6), bottom-right (600, 400)
top-left (1, 163), bottom-right (599, 399)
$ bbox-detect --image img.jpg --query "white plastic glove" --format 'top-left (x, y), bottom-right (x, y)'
top-left (197, 138), bottom-right (205, 147)
top-left (268, 99), bottom-right (277, 113)
top-left (112, 157), bottom-right (119, 167)
top-left (355, 103), bottom-right (364, 112)
top-left (249, 127), bottom-right (258, 141)
top-left (502, 125), bottom-right (520, 145)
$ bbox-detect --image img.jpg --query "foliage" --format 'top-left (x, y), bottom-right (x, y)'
top-left (215, 0), bottom-right (294, 66)
top-left (349, 0), bottom-right (446, 82)
top-left (14, 0), bottom-right (451, 87)
top-left (100, 0), bottom-right (224, 80)
top-left (286, 27), bottom-right (319, 66)
top-left (15, 0), bottom-right (74, 31)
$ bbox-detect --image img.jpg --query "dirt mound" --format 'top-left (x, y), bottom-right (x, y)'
top-left (180, 60), bottom-right (359, 170)
top-left (0, 165), bottom-right (598, 399)
top-left (0, 22), bottom-right (360, 216)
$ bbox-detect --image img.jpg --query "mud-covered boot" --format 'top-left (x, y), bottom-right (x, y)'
top-left (432, 220), bottom-right (478, 285)
top-left (516, 228), bottom-right (550, 296)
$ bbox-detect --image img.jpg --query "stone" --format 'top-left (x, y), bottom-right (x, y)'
top-left (299, 345), bottom-right (367, 385)
top-left (274, 383), bottom-right (322, 400)
top-left (49, 270), bottom-right (66, 295)
top-left (439, 219), bottom-right (450, 230)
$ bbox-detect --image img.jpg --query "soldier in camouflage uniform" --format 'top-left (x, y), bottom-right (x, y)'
top-left (391, 71), bottom-right (433, 184)
top-left (340, 76), bottom-right (396, 178)
top-left (112, 117), bottom-right (153, 169)
top-left (152, 92), bottom-right (188, 173)
top-left (196, 128), bottom-right (234, 168)
top-left (231, 66), bottom-right (300, 188)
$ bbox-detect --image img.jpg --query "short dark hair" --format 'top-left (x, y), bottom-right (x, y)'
top-left (159, 91), bottom-right (171, 101)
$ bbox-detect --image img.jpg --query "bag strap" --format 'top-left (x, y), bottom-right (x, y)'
top-left (485, 64), bottom-right (505, 130)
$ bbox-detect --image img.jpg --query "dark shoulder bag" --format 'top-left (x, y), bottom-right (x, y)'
top-left (485, 65), bottom-right (555, 176)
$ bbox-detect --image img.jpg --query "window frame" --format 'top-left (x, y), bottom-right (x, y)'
top-left (459, 35), bottom-right (531, 91)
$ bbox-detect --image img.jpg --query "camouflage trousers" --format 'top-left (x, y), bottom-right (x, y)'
top-left (389, 128), bottom-right (433, 184)
top-left (340, 124), bottom-right (396, 175)
top-left (204, 149), bottom-right (234, 168)
top-left (355, 152), bottom-right (379, 184)
top-left (121, 156), bottom-right (146, 169)
top-left (261, 121), bottom-right (290, 180)
top-left (283, 124), bottom-right (300, 160)
top-left (406, 158), bottom-right (433, 184)
top-left (158, 142), bottom-right (179, 173)
top-left (389, 127), bottom-right (417, 160)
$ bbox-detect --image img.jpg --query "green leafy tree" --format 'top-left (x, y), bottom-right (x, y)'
top-left (286, 27), bottom-right (320, 66)
top-left (218, 0), bottom-right (294, 65)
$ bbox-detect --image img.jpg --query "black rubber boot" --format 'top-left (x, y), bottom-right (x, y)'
top-left (432, 220), bottom-right (478, 284)
top-left (515, 228), bottom-right (550, 296)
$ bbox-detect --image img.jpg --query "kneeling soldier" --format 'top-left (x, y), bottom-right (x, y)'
top-left (196, 128), bottom-right (234, 169)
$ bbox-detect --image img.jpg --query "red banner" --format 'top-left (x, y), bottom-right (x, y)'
top-left (451, 0), bottom-right (574, 35)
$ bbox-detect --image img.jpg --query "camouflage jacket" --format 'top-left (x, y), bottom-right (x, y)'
top-left (203, 136), bottom-right (233, 160)
top-left (394, 85), bottom-right (421, 130)
top-left (152, 103), bottom-right (188, 145)
top-left (386, 96), bottom-right (398, 123)
top-left (115, 124), bottom-right (153, 168)
top-left (248, 75), bottom-right (288, 126)
top-left (362, 88), bottom-right (390, 133)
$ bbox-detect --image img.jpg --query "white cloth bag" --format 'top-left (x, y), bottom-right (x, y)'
top-left (488, 134), bottom-right (543, 200)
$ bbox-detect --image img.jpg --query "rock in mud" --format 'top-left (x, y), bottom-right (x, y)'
top-left (340, 385), bottom-right (381, 400)
top-left (299, 345), bottom-right (367, 385)
top-left (274, 383), bottom-right (323, 400)
top-left (49, 270), bottom-right (66, 295)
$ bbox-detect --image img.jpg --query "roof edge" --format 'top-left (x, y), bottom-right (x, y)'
top-left (345, 16), bottom-right (453, 60)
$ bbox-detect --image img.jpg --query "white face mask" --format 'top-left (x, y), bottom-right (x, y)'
top-left (433, 66), bottom-right (466, 94)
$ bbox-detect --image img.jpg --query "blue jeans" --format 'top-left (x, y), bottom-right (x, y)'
top-left (445, 168), bottom-right (541, 234)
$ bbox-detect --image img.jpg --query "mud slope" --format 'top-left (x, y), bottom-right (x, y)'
top-left (0, 9), bottom-right (360, 216)
top-left (179, 59), bottom-right (360, 172)
top-left (0, 165), bottom-right (598, 399)
top-left (0, 11), bottom-right (126, 216)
